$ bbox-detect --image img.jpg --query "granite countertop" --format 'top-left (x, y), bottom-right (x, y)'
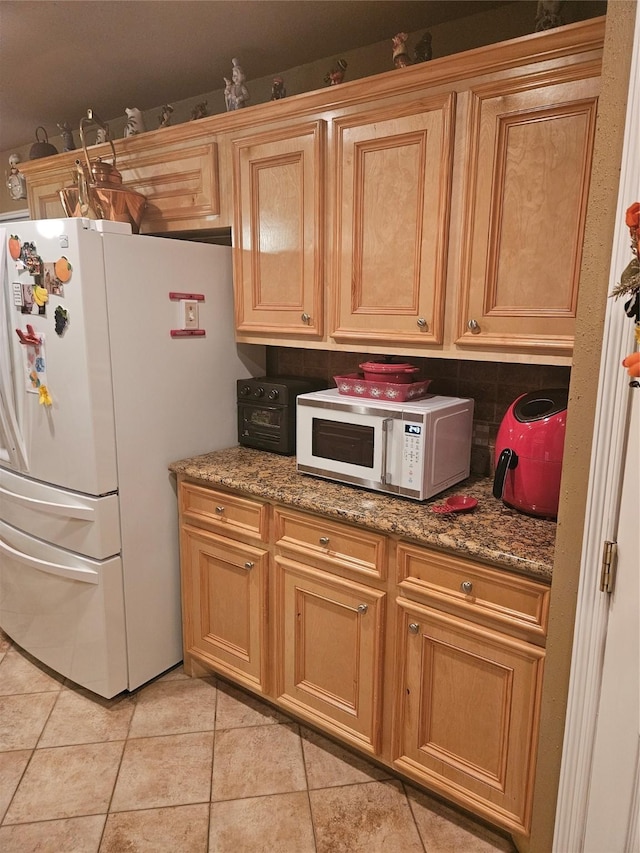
top-left (169, 446), bottom-right (556, 582)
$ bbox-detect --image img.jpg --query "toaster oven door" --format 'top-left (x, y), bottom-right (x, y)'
top-left (237, 401), bottom-right (293, 454)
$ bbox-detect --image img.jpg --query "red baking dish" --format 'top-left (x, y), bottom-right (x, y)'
top-left (333, 374), bottom-right (432, 402)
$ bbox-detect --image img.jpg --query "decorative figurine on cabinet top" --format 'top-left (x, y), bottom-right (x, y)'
top-left (6, 154), bottom-right (27, 201)
top-left (224, 58), bottom-right (250, 111)
top-left (414, 31), bottom-right (433, 63)
top-left (535, 0), bottom-right (565, 31)
top-left (57, 122), bottom-right (76, 151)
top-left (95, 124), bottom-right (109, 144)
top-left (190, 101), bottom-right (208, 120)
top-left (392, 31), bottom-right (433, 68)
top-left (158, 104), bottom-right (173, 127)
top-left (124, 107), bottom-right (146, 137)
top-left (324, 58), bottom-right (347, 86)
top-left (271, 76), bottom-right (286, 100)
top-left (392, 32), bottom-right (411, 67)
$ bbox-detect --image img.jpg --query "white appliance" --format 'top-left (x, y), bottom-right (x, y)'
top-left (296, 388), bottom-right (474, 500)
top-left (0, 218), bottom-right (265, 698)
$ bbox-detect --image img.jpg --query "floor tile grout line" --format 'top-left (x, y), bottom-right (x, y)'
top-left (297, 721), bottom-right (320, 852)
top-left (403, 781), bottom-right (429, 853)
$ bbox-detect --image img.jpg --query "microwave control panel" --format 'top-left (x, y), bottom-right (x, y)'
top-left (401, 422), bottom-right (424, 488)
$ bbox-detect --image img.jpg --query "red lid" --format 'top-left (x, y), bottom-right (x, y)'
top-left (359, 361), bottom-right (419, 375)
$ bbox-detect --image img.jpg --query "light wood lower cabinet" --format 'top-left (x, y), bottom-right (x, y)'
top-left (180, 524), bottom-right (269, 693)
top-left (273, 555), bottom-right (385, 754)
top-left (177, 478), bottom-right (549, 839)
top-left (393, 596), bottom-right (544, 836)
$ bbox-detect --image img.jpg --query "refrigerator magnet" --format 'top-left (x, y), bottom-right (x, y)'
top-left (54, 256), bottom-right (72, 283)
top-left (23, 337), bottom-right (47, 394)
top-left (54, 305), bottom-right (69, 336)
top-left (8, 234), bottom-right (21, 260)
top-left (38, 385), bottom-right (52, 407)
top-left (43, 262), bottom-right (65, 296)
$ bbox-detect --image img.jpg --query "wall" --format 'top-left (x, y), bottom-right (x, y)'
top-left (0, 0), bottom-right (606, 215)
top-left (266, 348), bottom-right (570, 477)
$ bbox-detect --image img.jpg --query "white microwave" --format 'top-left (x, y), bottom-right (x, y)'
top-left (296, 389), bottom-right (474, 501)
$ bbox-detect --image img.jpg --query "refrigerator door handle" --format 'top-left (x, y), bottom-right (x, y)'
top-left (0, 485), bottom-right (95, 521)
top-left (0, 537), bottom-right (100, 584)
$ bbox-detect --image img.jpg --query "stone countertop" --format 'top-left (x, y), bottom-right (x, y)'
top-left (169, 446), bottom-right (555, 582)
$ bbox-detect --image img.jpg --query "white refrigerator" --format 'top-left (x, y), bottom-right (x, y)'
top-left (0, 217), bottom-right (265, 697)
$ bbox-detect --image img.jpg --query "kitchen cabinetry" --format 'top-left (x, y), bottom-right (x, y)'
top-left (230, 121), bottom-right (325, 338)
top-left (454, 68), bottom-right (600, 353)
top-left (176, 471), bottom-right (550, 838)
top-left (393, 543), bottom-right (548, 835)
top-left (331, 94), bottom-right (455, 347)
top-left (15, 19), bottom-right (604, 362)
top-left (18, 128), bottom-right (223, 234)
top-left (179, 482), bottom-right (270, 693)
top-left (273, 507), bottom-right (387, 753)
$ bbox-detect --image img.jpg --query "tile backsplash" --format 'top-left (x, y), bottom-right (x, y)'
top-left (266, 348), bottom-right (571, 476)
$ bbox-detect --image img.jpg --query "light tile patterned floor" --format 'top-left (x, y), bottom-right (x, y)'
top-left (0, 629), bottom-right (517, 852)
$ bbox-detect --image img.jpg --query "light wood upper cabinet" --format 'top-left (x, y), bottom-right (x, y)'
top-left (231, 120), bottom-right (325, 338)
top-left (18, 130), bottom-right (222, 234)
top-left (455, 67), bottom-right (600, 353)
top-left (331, 94), bottom-right (455, 347)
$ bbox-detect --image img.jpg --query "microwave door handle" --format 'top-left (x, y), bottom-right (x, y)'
top-left (381, 418), bottom-right (393, 485)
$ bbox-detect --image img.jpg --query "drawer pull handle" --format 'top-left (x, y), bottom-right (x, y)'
top-left (319, 536), bottom-right (330, 546)
top-left (301, 312), bottom-right (311, 324)
top-left (357, 603), bottom-right (368, 614)
top-left (417, 317), bottom-right (428, 329)
top-left (215, 506), bottom-right (225, 514)
top-left (408, 622), bottom-right (420, 634)
top-left (244, 561), bottom-right (254, 570)
top-left (461, 581), bottom-right (473, 594)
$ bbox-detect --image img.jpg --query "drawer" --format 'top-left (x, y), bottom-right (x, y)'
top-left (274, 508), bottom-right (386, 580)
top-left (180, 482), bottom-right (268, 542)
top-left (397, 543), bottom-right (549, 641)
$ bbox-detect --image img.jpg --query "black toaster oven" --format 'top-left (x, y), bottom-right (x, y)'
top-left (237, 376), bottom-right (324, 455)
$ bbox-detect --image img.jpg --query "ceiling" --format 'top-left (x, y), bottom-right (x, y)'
top-left (0, 0), bottom-right (515, 153)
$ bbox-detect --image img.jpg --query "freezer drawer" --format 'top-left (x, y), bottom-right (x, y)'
top-left (0, 519), bottom-right (128, 698)
top-left (0, 466), bottom-right (120, 559)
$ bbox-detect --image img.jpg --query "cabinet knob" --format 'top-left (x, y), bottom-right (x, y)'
top-left (408, 622), bottom-right (420, 634)
top-left (301, 312), bottom-right (311, 324)
top-left (467, 319), bottom-right (480, 332)
top-left (417, 317), bottom-right (428, 329)
top-left (215, 506), bottom-right (225, 514)
top-left (244, 561), bottom-right (254, 570)
top-left (461, 581), bottom-right (473, 594)
top-left (319, 536), bottom-right (330, 546)
top-left (357, 603), bottom-right (368, 614)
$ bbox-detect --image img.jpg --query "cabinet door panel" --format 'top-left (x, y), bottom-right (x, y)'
top-left (456, 71), bottom-right (599, 352)
top-left (232, 121), bottom-right (325, 337)
top-left (275, 557), bottom-right (385, 753)
top-left (331, 94), bottom-right (455, 346)
top-left (181, 525), bottom-right (268, 693)
top-left (394, 597), bottom-right (544, 835)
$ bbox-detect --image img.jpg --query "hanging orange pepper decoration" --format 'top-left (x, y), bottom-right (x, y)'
top-left (611, 202), bottom-right (640, 379)
top-left (622, 351), bottom-right (640, 378)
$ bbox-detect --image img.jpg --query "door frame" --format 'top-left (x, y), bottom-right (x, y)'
top-left (552, 6), bottom-right (640, 849)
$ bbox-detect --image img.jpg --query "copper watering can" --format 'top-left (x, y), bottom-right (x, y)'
top-left (59, 109), bottom-right (146, 232)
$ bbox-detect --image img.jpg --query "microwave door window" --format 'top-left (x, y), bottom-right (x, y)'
top-left (311, 418), bottom-right (375, 468)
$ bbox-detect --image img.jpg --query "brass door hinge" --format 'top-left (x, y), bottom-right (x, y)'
top-left (600, 540), bottom-right (618, 594)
